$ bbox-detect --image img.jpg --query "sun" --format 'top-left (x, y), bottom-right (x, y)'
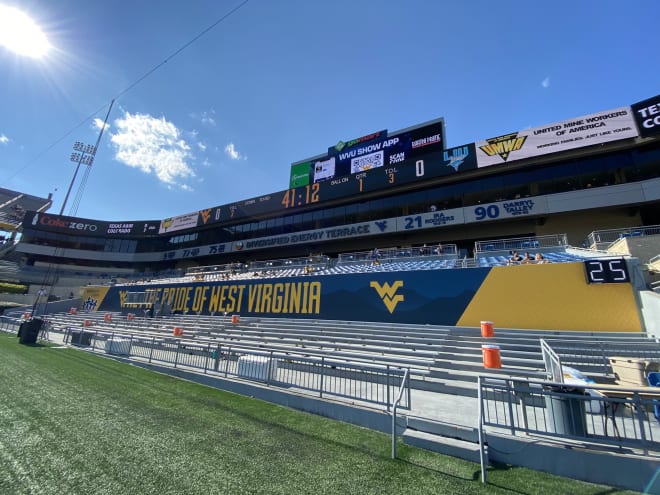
top-left (0, 4), bottom-right (51, 58)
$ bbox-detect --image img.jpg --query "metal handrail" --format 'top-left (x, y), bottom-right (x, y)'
top-left (478, 375), bottom-right (660, 455)
top-left (587, 225), bottom-right (660, 250)
top-left (540, 338), bottom-right (564, 382)
top-left (55, 326), bottom-right (409, 410)
top-left (391, 367), bottom-right (410, 459)
top-left (474, 234), bottom-right (567, 253)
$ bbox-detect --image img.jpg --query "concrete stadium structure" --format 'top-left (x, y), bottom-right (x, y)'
top-left (3, 92), bottom-right (660, 331)
top-left (3, 93), bottom-right (660, 490)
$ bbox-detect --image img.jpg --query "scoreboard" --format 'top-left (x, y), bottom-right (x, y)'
top-left (201, 119), bottom-right (481, 225)
top-left (280, 146), bottom-right (476, 209)
top-left (205, 142), bottom-right (478, 225)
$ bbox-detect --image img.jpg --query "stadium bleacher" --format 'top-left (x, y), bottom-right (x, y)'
top-left (38, 310), bottom-right (660, 398)
top-left (0, 187), bottom-right (52, 232)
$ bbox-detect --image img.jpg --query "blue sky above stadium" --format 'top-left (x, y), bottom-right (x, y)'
top-left (1, 0), bottom-right (658, 222)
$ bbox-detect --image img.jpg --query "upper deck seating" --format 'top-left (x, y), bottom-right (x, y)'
top-left (0, 187), bottom-right (52, 231)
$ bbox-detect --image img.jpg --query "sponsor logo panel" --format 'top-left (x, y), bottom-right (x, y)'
top-left (158, 211), bottom-right (200, 234)
top-left (631, 94), bottom-right (660, 138)
top-left (476, 107), bottom-right (639, 168)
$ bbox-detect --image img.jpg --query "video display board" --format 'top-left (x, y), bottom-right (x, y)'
top-left (289, 120), bottom-right (445, 187)
top-left (23, 211), bottom-right (160, 237)
top-left (201, 141), bottom-right (476, 226)
top-left (312, 122), bottom-right (444, 183)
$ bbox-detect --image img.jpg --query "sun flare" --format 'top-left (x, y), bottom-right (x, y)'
top-left (0, 4), bottom-right (51, 58)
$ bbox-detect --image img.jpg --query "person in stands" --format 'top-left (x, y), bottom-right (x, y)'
top-left (370, 247), bottom-right (381, 265)
top-left (534, 252), bottom-right (550, 264)
top-left (508, 250), bottom-right (522, 265)
top-left (521, 252), bottom-right (533, 264)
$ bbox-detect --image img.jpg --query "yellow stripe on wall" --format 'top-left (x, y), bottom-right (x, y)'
top-left (80, 286), bottom-right (111, 310)
top-left (457, 263), bottom-right (642, 332)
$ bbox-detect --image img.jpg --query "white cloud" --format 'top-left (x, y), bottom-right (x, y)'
top-left (197, 141), bottom-right (207, 152)
top-left (541, 77), bottom-right (550, 88)
top-left (224, 142), bottom-right (245, 161)
top-left (0, 133), bottom-right (9, 144)
top-left (110, 112), bottom-right (195, 187)
top-left (190, 109), bottom-right (216, 126)
top-left (201, 110), bottom-right (216, 126)
top-left (93, 118), bottom-right (110, 131)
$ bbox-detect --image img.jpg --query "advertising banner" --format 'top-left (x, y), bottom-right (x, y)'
top-left (97, 269), bottom-right (490, 325)
top-left (106, 221), bottom-right (160, 236)
top-left (23, 212), bottom-right (161, 237)
top-left (439, 144), bottom-right (478, 173)
top-left (631, 95), bottom-right (660, 138)
top-left (475, 107), bottom-right (639, 168)
top-left (158, 211), bottom-right (201, 234)
top-left (228, 218), bottom-right (397, 254)
top-left (289, 161), bottom-right (312, 188)
top-left (25, 212), bottom-right (103, 235)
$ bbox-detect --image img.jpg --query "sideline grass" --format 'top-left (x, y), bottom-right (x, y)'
top-left (0, 334), bottom-right (638, 494)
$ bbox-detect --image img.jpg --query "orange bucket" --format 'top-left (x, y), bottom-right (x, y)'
top-left (231, 315), bottom-right (240, 324)
top-left (480, 321), bottom-right (494, 338)
top-left (70, 307), bottom-right (77, 315)
top-left (482, 345), bottom-right (501, 368)
top-left (83, 319), bottom-right (93, 327)
top-left (104, 313), bottom-right (112, 322)
top-left (173, 327), bottom-right (183, 336)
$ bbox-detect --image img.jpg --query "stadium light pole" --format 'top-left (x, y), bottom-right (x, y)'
top-left (59, 141), bottom-right (96, 216)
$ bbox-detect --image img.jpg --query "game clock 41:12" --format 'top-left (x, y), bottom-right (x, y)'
top-left (280, 183), bottom-right (321, 209)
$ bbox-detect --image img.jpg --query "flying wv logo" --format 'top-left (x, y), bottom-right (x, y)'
top-left (375, 220), bottom-right (388, 232)
top-left (199, 208), bottom-right (212, 224)
top-left (370, 281), bottom-right (404, 314)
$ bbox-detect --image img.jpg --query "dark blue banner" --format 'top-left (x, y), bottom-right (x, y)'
top-left (98, 269), bottom-right (490, 325)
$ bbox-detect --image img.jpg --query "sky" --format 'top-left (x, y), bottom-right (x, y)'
top-left (0, 0), bottom-right (658, 222)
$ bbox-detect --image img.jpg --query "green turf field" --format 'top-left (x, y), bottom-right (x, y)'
top-left (0, 333), bottom-right (638, 494)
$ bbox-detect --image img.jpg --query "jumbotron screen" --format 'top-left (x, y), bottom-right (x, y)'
top-left (290, 120), bottom-right (446, 186)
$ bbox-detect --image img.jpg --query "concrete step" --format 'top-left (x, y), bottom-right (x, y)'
top-left (433, 353), bottom-right (543, 370)
top-left (411, 376), bottom-right (478, 397)
top-left (431, 357), bottom-right (544, 375)
top-left (402, 429), bottom-right (483, 463)
top-left (407, 416), bottom-right (480, 443)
